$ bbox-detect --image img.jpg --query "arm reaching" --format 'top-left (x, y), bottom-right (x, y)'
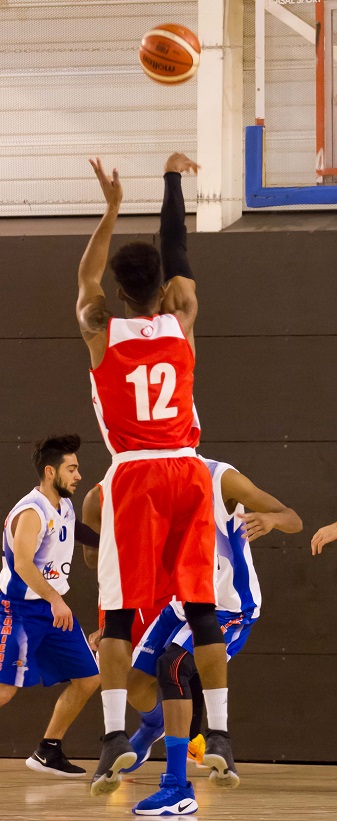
top-left (221, 469), bottom-right (303, 543)
top-left (311, 523), bottom-right (337, 555)
top-left (76, 158), bottom-right (123, 361)
top-left (160, 153), bottom-right (199, 349)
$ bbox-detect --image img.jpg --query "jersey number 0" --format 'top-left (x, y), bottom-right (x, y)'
top-left (126, 363), bottom-right (178, 421)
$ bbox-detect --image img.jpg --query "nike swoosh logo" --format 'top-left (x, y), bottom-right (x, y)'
top-left (178, 801), bottom-right (194, 812)
top-left (35, 753), bottom-right (47, 764)
top-left (47, 742), bottom-right (58, 746)
top-left (188, 751), bottom-right (197, 759)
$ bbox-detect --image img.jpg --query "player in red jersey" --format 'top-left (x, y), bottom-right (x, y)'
top-left (76, 153), bottom-right (232, 808)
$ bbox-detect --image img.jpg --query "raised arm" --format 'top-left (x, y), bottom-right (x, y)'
top-left (160, 153), bottom-right (199, 350)
top-left (221, 469), bottom-right (303, 543)
top-left (76, 158), bottom-right (123, 364)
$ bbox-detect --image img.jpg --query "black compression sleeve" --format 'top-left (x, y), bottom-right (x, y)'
top-left (160, 172), bottom-right (194, 283)
top-left (74, 519), bottom-right (100, 549)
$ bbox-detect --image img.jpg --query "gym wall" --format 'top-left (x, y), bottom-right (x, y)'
top-left (1, 221), bottom-right (337, 761)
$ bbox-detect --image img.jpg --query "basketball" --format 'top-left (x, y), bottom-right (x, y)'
top-left (139, 23), bottom-right (201, 85)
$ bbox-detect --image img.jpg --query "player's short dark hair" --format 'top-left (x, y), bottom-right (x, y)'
top-left (110, 242), bottom-right (163, 304)
top-left (32, 434), bottom-right (81, 479)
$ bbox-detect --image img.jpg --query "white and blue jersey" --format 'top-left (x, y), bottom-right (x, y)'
top-left (1, 488), bottom-right (76, 600)
top-left (133, 457), bottom-right (262, 675)
top-left (201, 456), bottom-right (261, 617)
top-left (0, 489), bottom-right (98, 687)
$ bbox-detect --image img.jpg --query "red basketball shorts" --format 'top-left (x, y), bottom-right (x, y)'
top-left (98, 597), bottom-right (172, 649)
top-left (98, 449), bottom-right (216, 610)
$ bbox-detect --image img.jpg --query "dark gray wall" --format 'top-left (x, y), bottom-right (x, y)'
top-left (1, 227), bottom-right (337, 761)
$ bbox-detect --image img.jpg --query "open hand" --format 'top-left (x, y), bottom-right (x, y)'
top-left (311, 522), bottom-right (337, 555)
top-left (89, 157), bottom-right (123, 210)
top-left (164, 152), bottom-right (200, 175)
top-left (88, 628), bottom-right (103, 652)
top-left (238, 512), bottom-right (276, 543)
top-left (50, 594), bottom-right (74, 631)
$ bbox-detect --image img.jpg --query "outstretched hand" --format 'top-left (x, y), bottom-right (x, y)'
top-left (89, 157), bottom-right (123, 210)
top-left (238, 511), bottom-right (276, 543)
top-left (164, 152), bottom-right (200, 175)
top-left (311, 522), bottom-right (337, 555)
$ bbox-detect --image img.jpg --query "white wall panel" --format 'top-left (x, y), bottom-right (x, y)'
top-left (0, 0), bottom-right (198, 216)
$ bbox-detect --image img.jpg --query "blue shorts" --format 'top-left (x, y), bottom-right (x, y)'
top-left (0, 596), bottom-right (99, 687)
top-left (132, 603), bottom-right (259, 677)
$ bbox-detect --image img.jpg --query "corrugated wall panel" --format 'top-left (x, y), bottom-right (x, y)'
top-left (0, 0), bottom-right (198, 216)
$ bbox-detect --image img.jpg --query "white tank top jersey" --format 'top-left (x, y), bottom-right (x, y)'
top-left (171, 457), bottom-right (262, 620)
top-left (0, 488), bottom-right (76, 600)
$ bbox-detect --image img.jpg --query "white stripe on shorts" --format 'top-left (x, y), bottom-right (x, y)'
top-left (14, 625), bottom-right (29, 687)
top-left (98, 462), bottom-right (123, 610)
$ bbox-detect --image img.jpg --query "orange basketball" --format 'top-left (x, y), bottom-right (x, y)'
top-left (139, 23), bottom-right (201, 85)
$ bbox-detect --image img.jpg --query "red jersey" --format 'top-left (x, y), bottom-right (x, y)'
top-left (90, 314), bottom-right (200, 455)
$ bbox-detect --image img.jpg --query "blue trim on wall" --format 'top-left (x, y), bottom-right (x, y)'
top-left (245, 126), bottom-right (337, 208)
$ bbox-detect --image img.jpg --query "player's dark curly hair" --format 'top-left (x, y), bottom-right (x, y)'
top-left (32, 434), bottom-right (81, 478)
top-left (110, 242), bottom-right (163, 304)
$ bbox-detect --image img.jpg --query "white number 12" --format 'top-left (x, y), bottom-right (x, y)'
top-left (126, 363), bottom-right (178, 421)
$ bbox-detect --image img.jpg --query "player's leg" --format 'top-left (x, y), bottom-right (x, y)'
top-left (0, 683), bottom-right (17, 706)
top-left (184, 602), bottom-right (239, 789)
top-left (133, 642), bottom-right (198, 816)
top-left (186, 615), bottom-right (257, 768)
top-left (128, 667), bottom-right (157, 712)
top-left (125, 604), bottom-right (184, 772)
top-left (45, 674), bottom-right (99, 736)
top-left (90, 608), bottom-right (138, 793)
top-left (187, 673), bottom-right (206, 765)
top-left (26, 609), bottom-right (99, 778)
top-left (171, 459), bottom-right (239, 789)
top-left (92, 461), bottom-right (172, 796)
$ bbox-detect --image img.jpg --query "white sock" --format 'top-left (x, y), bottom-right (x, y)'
top-left (203, 688), bottom-right (228, 732)
top-left (101, 689), bottom-right (127, 734)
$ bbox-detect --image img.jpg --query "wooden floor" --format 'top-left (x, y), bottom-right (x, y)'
top-left (1, 760), bottom-right (337, 821)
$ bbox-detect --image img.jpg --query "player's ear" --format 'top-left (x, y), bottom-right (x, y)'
top-left (44, 465), bottom-right (55, 480)
top-left (117, 286), bottom-right (126, 302)
top-left (159, 283), bottom-right (169, 302)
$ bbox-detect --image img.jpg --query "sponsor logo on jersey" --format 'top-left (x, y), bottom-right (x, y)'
top-left (141, 324), bottom-right (154, 338)
top-left (43, 561), bottom-right (60, 580)
top-left (47, 519), bottom-right (56, 535)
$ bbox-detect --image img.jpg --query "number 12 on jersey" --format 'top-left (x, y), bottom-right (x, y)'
top-left (126, 363), bottom-right (178, 421)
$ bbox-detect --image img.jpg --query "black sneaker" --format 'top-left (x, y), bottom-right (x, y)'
top-left (26, 741), bottom-right (86, 778)
top-left (203, 730), bottom-right (240, 790)
top-left (91, 731), bottom-right (137, 797)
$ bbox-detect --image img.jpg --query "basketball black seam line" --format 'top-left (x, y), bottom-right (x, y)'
top-left (141, 47), bottom-right (193, 68)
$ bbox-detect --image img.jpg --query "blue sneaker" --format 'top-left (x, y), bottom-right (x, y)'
top-left (132, 773), bottom-right (198, 815)
top-left (122, 716), bottom-right (164, 773)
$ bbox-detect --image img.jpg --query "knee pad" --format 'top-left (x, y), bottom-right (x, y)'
top-left (156, 643), bottom-right (197, 701)
top-left (183, 602), bottom-right (223, 647)
top-left (102, 608), bottom-right (135, 641)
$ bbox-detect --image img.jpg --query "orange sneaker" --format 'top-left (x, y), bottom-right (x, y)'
top-left (187, 734), bottom-right (206, 766)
